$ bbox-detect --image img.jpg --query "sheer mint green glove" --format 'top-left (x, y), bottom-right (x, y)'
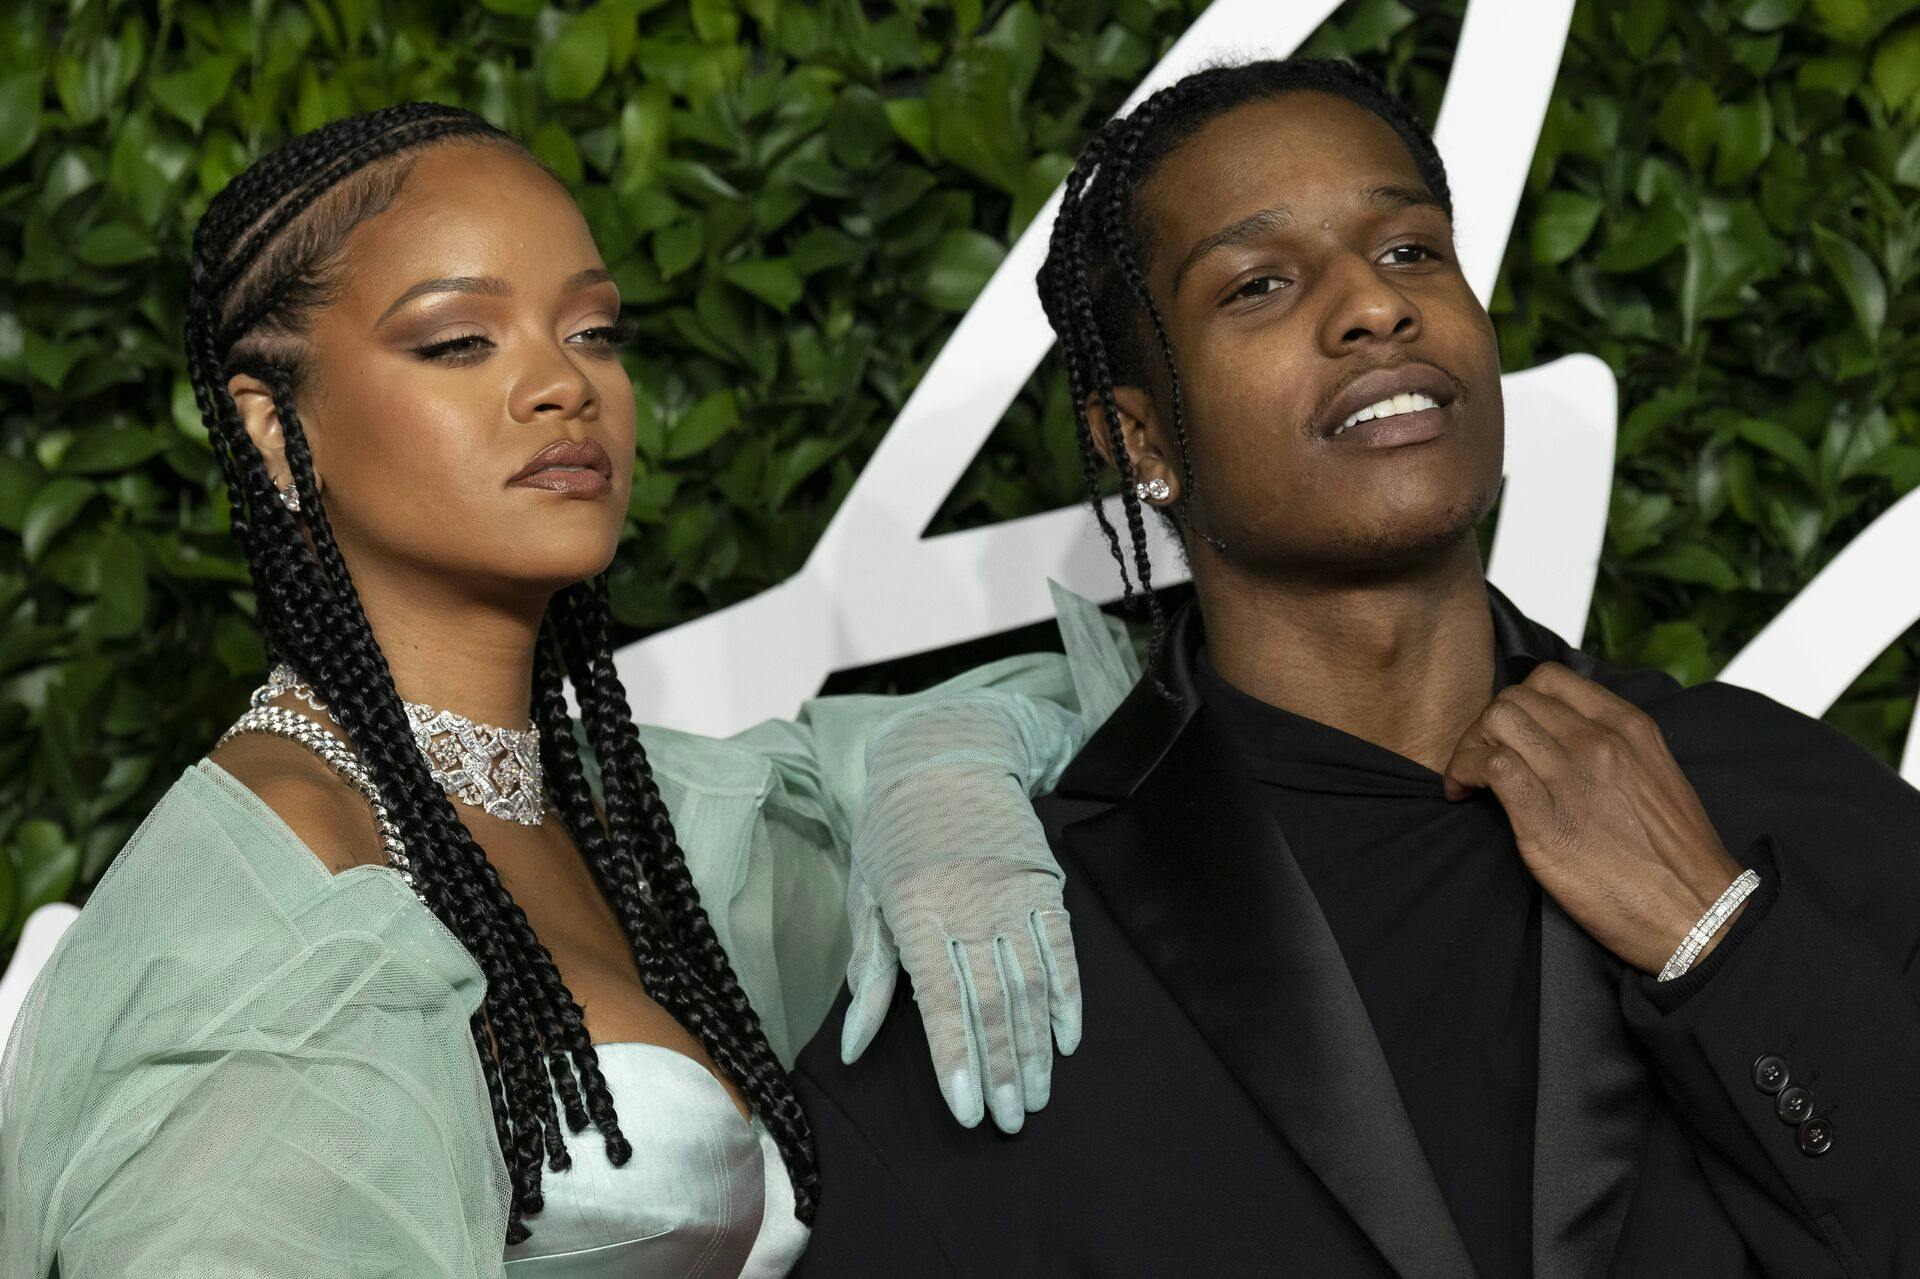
top-left (840, 689), bottom-right (1085, 1134)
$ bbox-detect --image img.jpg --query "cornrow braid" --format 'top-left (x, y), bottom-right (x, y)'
top-left (183, 103), bottom-right (815, 1244)
top-left (1035, 58), bottom-right (1454, 690)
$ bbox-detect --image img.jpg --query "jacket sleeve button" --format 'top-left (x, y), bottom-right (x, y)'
top-left (1775, 1085), bottom-right (1814, 1125)
top-left (1797, 1116), bottom-right (1834, 1156)
top-left (1752, 1053), bottom-right (1790, 1093)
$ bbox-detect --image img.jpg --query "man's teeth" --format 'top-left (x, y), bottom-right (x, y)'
top-left (1333, 391), bottom-right (1440, 435)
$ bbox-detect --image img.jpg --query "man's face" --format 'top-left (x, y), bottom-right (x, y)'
top-left (1130, 90), bottom-right (1505, 580)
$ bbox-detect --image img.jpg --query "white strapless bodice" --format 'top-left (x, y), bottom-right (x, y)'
top-left (502, 1042), bottom-right (807, 1278)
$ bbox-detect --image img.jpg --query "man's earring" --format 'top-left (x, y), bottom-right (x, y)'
top-left (1134, 477), bottom-right (1171, 503)
top-left (277, 480), bottom-right (300, 514)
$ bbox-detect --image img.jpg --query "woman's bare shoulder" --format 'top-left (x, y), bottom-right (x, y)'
top-left (205, 731), bottom-right (387, 876)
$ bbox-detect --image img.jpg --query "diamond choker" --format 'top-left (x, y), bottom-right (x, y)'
top-left (254, 664), bottom-right (552, 827)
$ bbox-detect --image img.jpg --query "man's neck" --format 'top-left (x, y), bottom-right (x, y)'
top-left (1196, 544), bottom-right (1498, 774)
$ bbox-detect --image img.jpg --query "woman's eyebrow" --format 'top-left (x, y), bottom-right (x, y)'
top-left (374, 268), bottom-right (614, 327)
top-left (376, 274), bottom-right (510, 325)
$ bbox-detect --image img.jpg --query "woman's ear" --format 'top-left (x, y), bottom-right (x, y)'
top-left (1083, 385), bottom-right (1179, 507)
top-left (226, 372), bottom-right (292, 489)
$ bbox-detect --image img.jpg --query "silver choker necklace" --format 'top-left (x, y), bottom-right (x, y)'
top-left (253, 664), bottom-right (551, 826)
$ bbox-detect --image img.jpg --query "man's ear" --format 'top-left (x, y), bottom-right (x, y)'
top-left (1084, 385), bottom-right (1179, 506)
top-left (226, 372), bottom-right (293, 489)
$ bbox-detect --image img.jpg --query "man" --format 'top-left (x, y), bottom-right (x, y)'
top-left (791, 58), bottom-right (1920, 1277)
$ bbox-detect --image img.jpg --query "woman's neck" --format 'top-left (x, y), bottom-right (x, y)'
top-left (348, 568), bottom-right (550, 728)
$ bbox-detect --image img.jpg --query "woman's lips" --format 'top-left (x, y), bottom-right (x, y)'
top-left (509, 466), bottom-right (611, 497)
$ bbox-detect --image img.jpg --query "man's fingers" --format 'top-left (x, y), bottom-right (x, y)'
top-left (1033, 908), bottom-right (1082, 1055)
top-left (1445, 743), bottom-right (1546, 817)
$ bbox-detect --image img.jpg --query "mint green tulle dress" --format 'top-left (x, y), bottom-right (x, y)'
top-left (0, 586), bottom-right (1140, 1279)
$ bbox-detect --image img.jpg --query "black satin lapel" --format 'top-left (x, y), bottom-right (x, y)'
top-left (1531, 898), bottom-right (1656, 1279)
top-left (1064, 713), bottom-right (1477, 1279)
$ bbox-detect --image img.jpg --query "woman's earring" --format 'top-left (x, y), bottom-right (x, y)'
top-left (1134, 477), bottom-right (1171, 503)
top-left (277, 481), bottom-right (300, 514)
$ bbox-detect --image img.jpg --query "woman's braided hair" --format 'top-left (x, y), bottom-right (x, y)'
top-left (182, 102), bottom-right (816, 1242)
top-left (1035, 58), bottom-right (1453, 681)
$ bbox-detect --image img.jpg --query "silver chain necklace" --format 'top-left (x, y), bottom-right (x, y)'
top-left (242, 663), bottom-right (552, 827)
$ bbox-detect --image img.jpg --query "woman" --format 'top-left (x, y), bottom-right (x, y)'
top-left (0, 103), bottom-right (1114, 1277)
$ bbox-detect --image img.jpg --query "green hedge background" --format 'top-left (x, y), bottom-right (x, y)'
top-left (0, 0), bottom-right (1916, 965)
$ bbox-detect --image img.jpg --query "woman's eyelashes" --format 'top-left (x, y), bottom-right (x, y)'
top-left (408, 315), bottom-right (636, 365)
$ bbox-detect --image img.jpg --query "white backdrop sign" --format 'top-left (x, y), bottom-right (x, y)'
top-left (5, 0), bottom-right (1919, 1044)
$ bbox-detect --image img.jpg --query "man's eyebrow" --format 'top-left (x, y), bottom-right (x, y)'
top-left (1171, 206), bottom-right (1293, 296)
top-left (374, 268), bottom-right (615, 326)
top-left (1168, 184), bottom-right (1448, 297)
top-left (1363, 183), bottom-right (1447, 215)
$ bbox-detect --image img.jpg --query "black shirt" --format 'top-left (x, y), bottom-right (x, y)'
top-left (1194, 645), bottom-right (1540, 1279)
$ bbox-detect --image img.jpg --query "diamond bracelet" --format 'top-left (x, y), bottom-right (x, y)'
top-left (1657, 868), bottom-right (1762, 982)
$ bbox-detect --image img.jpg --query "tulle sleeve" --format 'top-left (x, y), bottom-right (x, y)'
top-left (0, 762), bottom-right (511, 1279)
top-left (633, 580), bottom-right (1142, 1068)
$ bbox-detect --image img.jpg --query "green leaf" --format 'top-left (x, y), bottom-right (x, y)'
top-left (1811, 0), bottom-right (1874, 39)
top-left (667, 390), bottom-right (740, 459)
top-left (918, 228), bottom-right (1005, 312)
top-left (544, 19), bottom-right (612, 102)
top-left (1530, 190), bottom-right (1604, 265)
top-left (1731, 417), bottom-right (1819, 484)
top-left (529, 121), bottom-right (583, 186)
top-left (722, 258), bottom-right (804, 312)
top-left (828, 85), bottom-right (894, 169)
top-left (21, 479), bottom-right (96, 561)
top-left (1736, 0), bottom-right (1806, 29)
top-left (57, 424), bottom-right (167, 473)
top-left (1813, 225), bottom-right (1888, 343)
top-left (653, 220), bottom-right (704, 279)
top-left (1639, 621), bottom-right (1716, 685)
top-left (1870, 22), bottom-right (1920, 111)
top-left (884, 98), bottom-right (935, 163)
top-left (1656, 80), bottom-right (1719, 169)
top-left (927, 46), bottom-right (1023, 191)
top-left (1713, 95), bottom-right (1773, 185)
top-left (1341, 0), bottom-right (1418, 52)
top-left (1635, 543), bottom-right (1743, 590)
top-left (74, 222), bottom-right (154, 267)
top-left (147, 55), bottom-right (239, 132)
top-left (0, 71), bottom-right (43, 170)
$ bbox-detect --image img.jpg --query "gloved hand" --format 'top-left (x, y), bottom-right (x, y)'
top-left (839, 692), bottom-right (1084, 1134)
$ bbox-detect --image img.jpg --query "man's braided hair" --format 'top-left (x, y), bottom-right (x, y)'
top-left (1036, 58), bottom-right (1453, 680)
top-left (182, 102), bottom-right (816, 1242)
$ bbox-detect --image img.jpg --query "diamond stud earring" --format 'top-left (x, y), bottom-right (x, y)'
top-left (1134, 477), bottom-right (1171, 503)
top-left (277, 481), bottom-right (300, 513)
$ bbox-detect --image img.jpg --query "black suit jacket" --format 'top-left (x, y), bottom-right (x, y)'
top-left (792, 584), bottom-right (1920, 1278)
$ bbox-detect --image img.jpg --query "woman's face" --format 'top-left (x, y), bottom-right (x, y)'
top-left (266, 142), bottom-right (635, 604)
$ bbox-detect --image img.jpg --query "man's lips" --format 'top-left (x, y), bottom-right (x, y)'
top-left (1317, 363), bottom-right (1461, 444)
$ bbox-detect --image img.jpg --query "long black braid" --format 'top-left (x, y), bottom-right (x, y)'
top-left (1036, 58), bottom-right (1454, 682)
top-left (183, 103), bottom-right (816, 1242)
